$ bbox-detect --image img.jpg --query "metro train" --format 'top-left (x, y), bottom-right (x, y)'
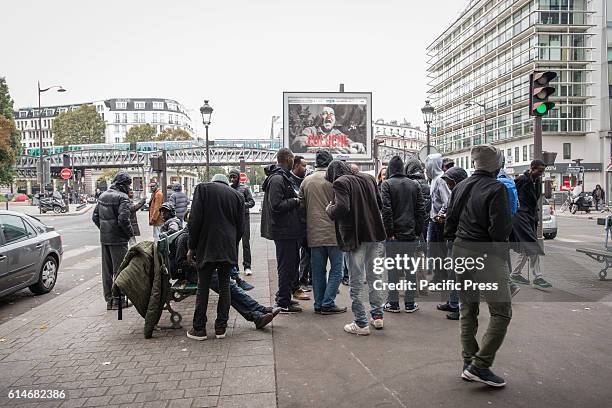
top-left (23, 138), bottom-right (282, 157)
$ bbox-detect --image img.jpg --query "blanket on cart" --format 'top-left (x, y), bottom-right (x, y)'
top-left (113, 241), bottom-right (169, 338)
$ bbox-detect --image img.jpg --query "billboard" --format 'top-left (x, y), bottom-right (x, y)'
top-left (283, 92), bottom-right (372, 161)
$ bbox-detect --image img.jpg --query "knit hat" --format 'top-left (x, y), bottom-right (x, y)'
top-left (471, 145), bottom-right (503, 173)
top-left (315, 150), bottom-right (333, 168)
top-left (211, 174), bottom-right (229, 185)
top-left (228, 169), bottom-right (240, 178)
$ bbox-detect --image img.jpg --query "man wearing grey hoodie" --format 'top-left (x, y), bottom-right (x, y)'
top-left (426, 153), bottom-right (451, 284)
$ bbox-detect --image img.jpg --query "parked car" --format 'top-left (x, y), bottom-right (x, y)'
top-left (14, 194), bottom-right (29, 202)
top-left (542, 198), bottom-right (557, 239)
top-left (0, 211), bottom-right (62, 298)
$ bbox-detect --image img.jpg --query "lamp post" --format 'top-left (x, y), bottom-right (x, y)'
top-left (200, 100), bottom-right (213, 181)
top-left (421, 100), bottom-right (434, 156)
top-left (37, 81), bottom-right (66, 213)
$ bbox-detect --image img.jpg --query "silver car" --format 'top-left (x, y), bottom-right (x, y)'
top-left (0, 211), bottom-right (63, 298)
top-left (542, 198), bottom-right (557, 239)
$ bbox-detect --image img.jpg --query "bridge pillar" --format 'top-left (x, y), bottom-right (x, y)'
top-left (26, 180), bottom-right (32, 195)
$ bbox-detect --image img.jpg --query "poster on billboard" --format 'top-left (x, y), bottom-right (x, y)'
top-left (283, 92), bottom-right (372, 161)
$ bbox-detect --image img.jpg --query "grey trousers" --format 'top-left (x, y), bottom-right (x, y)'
top-left (101, 244), bottom-right (128, 302)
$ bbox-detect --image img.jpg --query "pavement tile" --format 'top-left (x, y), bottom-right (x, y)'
top-left (166, 398), bottom-right (193, 408)
top-left (83, 395), bottom-right (112, 407)
top-left (60, 397), bottom-right (88, 408)
top-left (217, 392), bottom-right (276, 408)
top-left (225, 354), bottom-right (274, 368)
top-left (80, 387), bottom-right (109, 398)
top-left (108, 392), bottom-right (136, 405)
top-left (219, 366), bottom-right (275, 396)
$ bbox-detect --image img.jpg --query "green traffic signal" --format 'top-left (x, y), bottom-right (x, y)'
top-left (536, 104), bottom-right (548, 114)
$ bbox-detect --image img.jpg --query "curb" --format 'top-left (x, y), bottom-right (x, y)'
top-left (30, 205), bottom-right (93, 217)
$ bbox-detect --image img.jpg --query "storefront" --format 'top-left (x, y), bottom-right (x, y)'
top-left (508, 162), bottom-right (603, 194)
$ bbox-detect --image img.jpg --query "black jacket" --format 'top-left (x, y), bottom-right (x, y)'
top-left (233, 185), bottom-right (255, 216)
top-left (261, 164), bottom-right (303, 241)
top-left (188, 181), bottom-right (245, 265)
top-left (169, 191), bottom-right (189, 221)
top-left (515, 170), bottom-right (538, 214)
top-left (326, 172), bottom-right (386, 252)
top-left (444, 170), bottom-right (511, 242)
top-left (92, 184), bottom-right (134, 245)
top-left (405, 159), bottom-right (431, 216)
top-left (380, 156), bottom-right (425, 241)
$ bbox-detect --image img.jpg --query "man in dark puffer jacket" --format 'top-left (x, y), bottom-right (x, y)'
top-left (169, 184), bottom-right (189, 223)
top-left (93, 171), bottom-right (134, 310)
top-left (405, 158), bottom-right (431, 241)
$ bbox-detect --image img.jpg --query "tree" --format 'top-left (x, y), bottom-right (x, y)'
top-left (124, 124), bottom-right (157, 143)
top-left (0, 77), bottom-right (21, 186)
top-left (52, 105), bottom-right (105, 145)
top-left (157, 127), bottom-right (192, 141)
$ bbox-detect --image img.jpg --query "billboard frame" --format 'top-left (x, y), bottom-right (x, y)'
top-left (283, 91), bottom-right (373, 162)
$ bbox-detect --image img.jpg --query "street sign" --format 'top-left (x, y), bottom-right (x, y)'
top-left (567, 166), bottom-right (584, 174)
top-left (60, 168), bottom-right (72, 180)
top-left (239, 172), bottom-right (248, 184)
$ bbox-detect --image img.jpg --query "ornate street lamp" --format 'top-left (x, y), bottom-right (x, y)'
top-left (421, 100), bottom-right (435, 156)
top-left (200, 100), bottom-right (213, 181)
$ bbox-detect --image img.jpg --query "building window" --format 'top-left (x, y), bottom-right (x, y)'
top-left (153, 113), bottom-right (158, 123)
top-left (134, 101), bottom-right (146, 110)
top-left (19, 111), bottom-right (27, 118)
top-left (115, 101), bottom-right (127, 109)
top-left (133, 113), bottom-right (139, 123)
top-left (122, 113), bottom-right (127, 123)
top-left (522, 145), bottom-right (528, 162)
top-left (507, 149), bottom-right (511, 158)
top-left (115, 137), bottom-right (120, 143)
top-left (160, 113), bottom-right (166, 123)
top-left (515, 146), bottom-right (520, 161)
top-left (115, 113), bottom-right (120, 123)
top-left (153, 101), bottom-right (164, 110)
top-left (140, 113), bottom-right (145, 123)
top-left (114, 125), bottom-right (120, 132)
top-left (563, 143), bottom-right (571, 159)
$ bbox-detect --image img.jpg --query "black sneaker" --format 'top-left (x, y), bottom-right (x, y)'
top-left (446, 311), bottom-right (460, 320)
top-left (215, 327), bottom-right (227, 339)
top-left (341, 276), bottom-right (349, 286)
top-left (254, 313), bottom-right (274, 330)
top-left (186, 328), bottom-right (207, 341)
top-left (383, 302), bottom-right (401, 313)
top-left (461, 364), bottom-right (506, 387)
top-left (532, 277), bottom-right (552, 289)
top-left (290, 299), bottom-right (300, 306)
top-left (314, 307), bottom-right (322, 314)
top-left (405, 303), bottom-right (420, 313)
top-left (321, 306), bottom-right (347, 315)
top-left (437, 303), bottom-right (459, 313)
top-left (279, 304), bottom-right (302, 314)
top-left (461, 360), bottom-right (472, 380)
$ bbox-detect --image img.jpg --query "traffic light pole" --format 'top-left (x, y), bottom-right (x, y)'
top-left (534, 116), bottom-right (544, 242)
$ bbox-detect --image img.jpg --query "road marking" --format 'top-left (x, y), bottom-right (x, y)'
top-left (62, 245), bottom-right (99, 260)
top-left (555, 237), bottom-right (581, 243)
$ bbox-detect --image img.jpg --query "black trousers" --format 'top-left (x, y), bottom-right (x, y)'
top-left (101, 244), bottom-right (128, 302)
top-left (241, 216), bottom-right (252, 269)
top-left (209, 271), bottom-right (268, 322)
top-left (274, 239), bottom-right (300, 308)
top-left (193, 262), bottom-right (232, 330)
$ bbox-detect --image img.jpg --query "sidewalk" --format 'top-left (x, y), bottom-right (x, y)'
top-left (0, 222), bottom-right (276, 408)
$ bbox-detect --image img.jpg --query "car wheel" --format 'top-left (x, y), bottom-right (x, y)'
top-left (544, 232), bottom-right (557, 240)
top-left (29, 255), bottom-right (58, 295)
top-left (61, 207), bottom-right (68, 213)
top-left (53, 205), bottom-right (62, 214)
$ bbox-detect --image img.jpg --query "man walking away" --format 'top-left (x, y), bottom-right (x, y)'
top-left (444, 145), bottom-right (512, 388)
top-left (187, 174), bottom-right (244, 341)
top-left (426, 154), bottom-right (451, 284)
top-left (261, 148), bottom-right (304, 313)
top-left (299, 150), bottom-right (346, 315)
top-left (169, 184), bottom-right (189, 224)
top-left (381, 156), bottom-right (425, 314)
top-left (92, 171), bottom-right (134, 310)
top-left (510, 160), bottom-right (552, 289)
top-left (326, 160), bottom-right (386, 335)
top-left (228, 169), bottom-right (256, 276)
top-left (148, 182), bottom-right (164, 241)
top-left (593, 184), bottom-right (605, 211)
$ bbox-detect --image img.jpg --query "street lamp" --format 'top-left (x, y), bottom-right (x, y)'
top-left (465, 100), bottom-right (486, 144)
top-left (421, 100), bottom-right (435, 156)
top-left (37, 81), bottom-right (66, 213)
top-left (200, 100), bottom-right (213, 181)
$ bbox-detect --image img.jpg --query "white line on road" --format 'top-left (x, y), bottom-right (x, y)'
top-left (554, 237), bottom-right (581, 243)
top-left (62, 245), bottom-right (99, 261)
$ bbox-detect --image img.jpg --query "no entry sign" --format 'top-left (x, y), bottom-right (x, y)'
top-left (239, 172), bottom-right (248, 184)
top-left (60, 168), bottom-right (72, 180)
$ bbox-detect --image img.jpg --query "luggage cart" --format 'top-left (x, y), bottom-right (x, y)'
top-left (576, 215), bottom-right (612, 281)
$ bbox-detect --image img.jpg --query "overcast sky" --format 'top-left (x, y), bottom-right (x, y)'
top-left (4, 0), bottom-right (466, 139)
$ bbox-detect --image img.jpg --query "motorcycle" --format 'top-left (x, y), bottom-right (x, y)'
top-left (569, 192), bottom-right (593, 214)
top-left (39, 196), bottom-right (68, 214)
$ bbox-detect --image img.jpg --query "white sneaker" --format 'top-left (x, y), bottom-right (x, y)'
top-left (245, 268), bottom-right (252, 276)
top-left (343, 321), bottom-right (370, 336)
top-left (369, 317), bottom-right (384, 330)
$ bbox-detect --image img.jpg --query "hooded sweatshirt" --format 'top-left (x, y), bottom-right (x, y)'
top-left (229, 169), bottom-right (255, 215)
top-left (497, 169), bottom-right (518, 215)
top-left (405, 158), bottom-right (431, 217)
top-left (425, 153), bottom-right (450, 219)
top-left (439, 166), bottom-right (469, 216)
top-left (260, 164), bottom-right (303, 240)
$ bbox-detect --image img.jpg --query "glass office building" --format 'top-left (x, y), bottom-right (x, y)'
top-left (427, 0), bottom-right (610, 192)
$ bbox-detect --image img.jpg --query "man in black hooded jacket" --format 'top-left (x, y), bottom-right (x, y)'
top-left (381, 156), bottom-right (425, 313)
top-left (92, 171), bottom-right (134, 310)
top-left (261, 148), bottom-right (304, 313)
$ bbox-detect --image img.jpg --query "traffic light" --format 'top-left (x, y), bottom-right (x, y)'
top-left (529, 71), bottom-right (557, 116)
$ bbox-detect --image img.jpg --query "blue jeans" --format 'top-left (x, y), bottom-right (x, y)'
top-left (230, 265), bottom-right (240, 280)
top-left (346, 242), bottom-right (385, 328)
top-left (310, 246), bottom-right (343, 309)
top-left (385, 240), bottom-right (417, 306)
